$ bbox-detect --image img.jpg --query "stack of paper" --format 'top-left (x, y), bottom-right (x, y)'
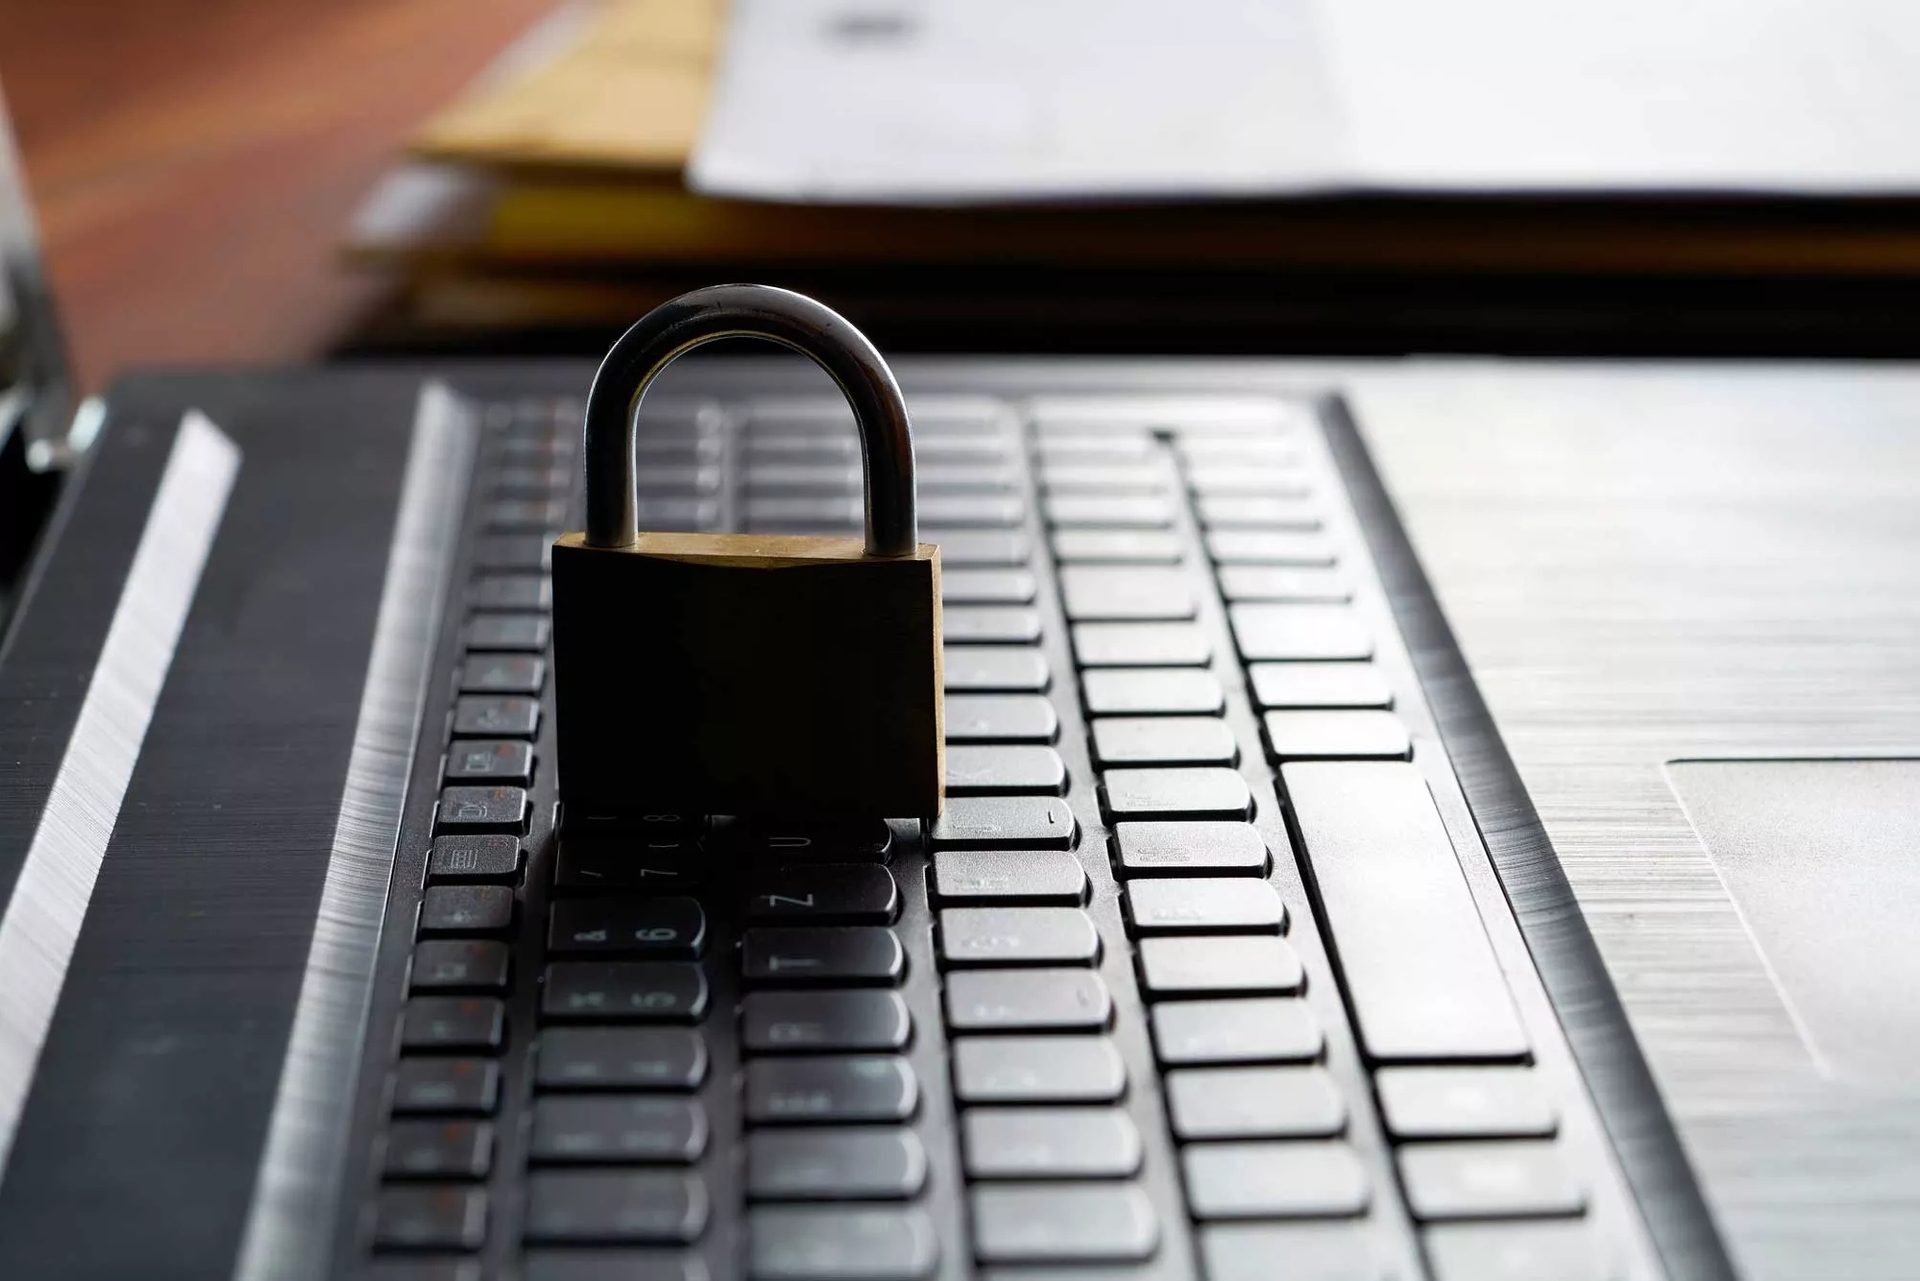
top-left (347, 0), bottom-right (1920, 346)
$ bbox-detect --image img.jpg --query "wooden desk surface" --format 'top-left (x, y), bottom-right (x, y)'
top-left (0, 0), bottom-right (555, 392)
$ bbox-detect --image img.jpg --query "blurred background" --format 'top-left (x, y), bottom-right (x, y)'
top-left (10, 0), bottom-right (1920, 393)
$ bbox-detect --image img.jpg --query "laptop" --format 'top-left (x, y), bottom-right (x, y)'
top-left (2, 91), bottom-right (1917, 1281)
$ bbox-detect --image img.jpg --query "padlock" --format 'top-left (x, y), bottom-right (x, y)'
top-left (551, 284), bottom-right (944, 824)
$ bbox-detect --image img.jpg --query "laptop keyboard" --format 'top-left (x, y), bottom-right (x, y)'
top-left (346, 390), bottom-right (1634, 1281)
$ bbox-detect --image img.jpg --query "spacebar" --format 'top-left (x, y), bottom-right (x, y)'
top-left (1282, 762), bottom-right (1528, 1062)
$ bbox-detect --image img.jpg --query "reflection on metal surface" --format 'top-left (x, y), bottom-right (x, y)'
top-left (0, 410), bottom-right (240, 1177)
top-left (232, 383), bottom-right (474, 1281)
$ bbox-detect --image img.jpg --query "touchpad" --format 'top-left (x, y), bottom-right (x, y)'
top-left (1666, 759), bottom-right (1920, 1086)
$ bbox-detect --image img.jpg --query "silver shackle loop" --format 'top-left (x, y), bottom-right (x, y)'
top-left (583, 284), bottom-right (918, 557)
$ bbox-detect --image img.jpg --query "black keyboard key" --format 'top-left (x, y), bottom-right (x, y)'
top-left (742, 927), bottom-right (905, 986)
top-left (1034, 433), bottom-right (1155, 462)
top-left (522, 1254), bottom-right (706, 1281)
top-left (1058, 566), bottom-right (1195, 621)
top-left (452, 694), bottom-right (539, 738)
top-left (1038, 461), bottom-right (1163, 492)
top-left (747, 1129), bottom-right (928, 1201)
top-left (1137, 936), bottom-right (1303, 996)
top-left (418, 885), bottom-right (514, 936)
top-left (746, 865), bottom-right (899, 924)
top-left (485, 496), bottom-right (569, 530)
top-left (946, 745), bottom-right (1067, 796)
top-left (744, 1055), bottom-right (918, 1124)
top-left (1044, 494), bottom-right (1173, 528)
top-left (492, 464), bottom-right (570, 497)
top-left (944, 969), bottom-right (1112, 1031)
top-left (741, 990), bottom-right (911, 1053)
top-left (1375, 1067), bottom-right (1557, 1139)
top-left (938, 907), bottom-right (1100, 966)
top-left (1186, 465), bottom-right (1312, 497)
top-left (1196, 495), bottom-right (1320, 529)
top-left (944, 648), bottom-right (1050, 693)
top-left (942, 569), bottom-right (1038, 604)
top-left (961, 1109), bottom-right (1142, 1179)
top-left (531, 1097), bottom-right (709, 1165)
top-left (537, 1027), bottom-right (708, 1092)
top-left (944, 695), bottom-right (1059, 744)
top-left (1049, 529), bottom-right (1183, 563)
top-left (1265, 709), bottom-right (1411, 761)
top-left (365, 1260), bottom-right (483, 1281)
top-left (524, 1171), bottom-right (708, 1245)
top-left (1231, 604), bottom-right (1373, 662)
top-left (1206, 530), bottom-right (1337, 566)
top-left (727, 816), bottom-right (893, 862)
top-left (466, 613), bottom-right (552, 650)
top-left (922, 494), bottom-right (1026, 527)
top-left (471, 573), bottom-right (551, 612)
top-left (383, 1119), bottom-right (495, 1179)
top-left (435, 786), bottom-right (528, 835)
top-left (556, 843), bottom-right (704, 894)
top-left (1090, 717), bottom-right (1237, 767)
top-left (1164, 1066), bottom-right (1347, 1139)
top-left (1081, 669), bottom-right (1224, 716)
top-left (932, 850), bottom-right (1087, 905)
top-left (1150, 999), bottom-right (1324, 1065)
top-left (1183, 1142), bottom-right (1370, 1219)
top-left (1248, 662), bottom-right (1392, 710)
top-left (1424, 1223), bottom-right (1611, 1281)
top-left (1216, 566), bottom-right (1352, 604)
top-left (391, 1058), bottom-right (500, 1114)
top-left (549, 899), bottom-right (707, 958)
top-left (1125, 878), bottom-right (1286, 934)
top-left (426, 835), bottom-right (521, 884)
top-left (372, 1186), bottom-right (488, 1251)
top-left (970, 1185), bottom-right (1158, 1264)
top-left (401, 998), bottom-right (505, 1052)
top-left (943, 606), bottom-right (1043, 644)
top-left (950, 1036), bottom-right (1125, 1104)
top-left (748, 1207), bottom-right (939, 1280)
top-left (1283, 762), bottom-right (1528, 1061)
top-left (1112, 821), bottom-right (1269, 877)
top-left (929, 797), bottom-right (1076, 849)
top-left (411, 940), bottom-right (511, 992)
top-left (474, 533), bottom-right (554, 571)
top-left (1199, 1224), bottom-right (1389, 1281)
top-left (926, 529), bottom-right (1031, 567)
top-left (1071, 621), bottom-right (1210, 667)
top-left (1101, 767), bottom-right (1252, 821)
top-left (543, 962), bottom-right (710, 1023)
top-left (1398, 1142), bottom-right (1586, 1220)
top-left (444, 740), bottom-right (534, 785)
top-left (460, 654), bottom-right (546, 695)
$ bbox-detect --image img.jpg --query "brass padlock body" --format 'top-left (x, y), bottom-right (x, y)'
top-left (553, 530), bottom-right (944, 822)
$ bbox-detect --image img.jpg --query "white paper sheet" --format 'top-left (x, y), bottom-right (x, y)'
top-left (691, 0), bottom-right (1920, 202)
top-left (690, 0), bottom-right (1350, 202)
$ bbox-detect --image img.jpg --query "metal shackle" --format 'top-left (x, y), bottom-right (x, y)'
top-left (582, 284), bottom-right (918, 557)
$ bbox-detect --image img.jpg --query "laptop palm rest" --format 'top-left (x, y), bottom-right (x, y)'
top-left (1666, 758), bottom-right (1920, 1087)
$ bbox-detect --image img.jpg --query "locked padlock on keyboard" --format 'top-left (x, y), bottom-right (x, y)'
top-left (552, 285), bottom-right (944, 824)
